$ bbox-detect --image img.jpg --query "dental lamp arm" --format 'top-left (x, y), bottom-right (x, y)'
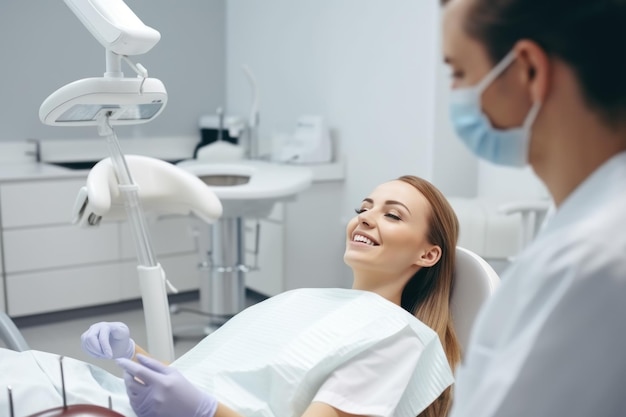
top-left (64, 0), bottom-right (160, 56)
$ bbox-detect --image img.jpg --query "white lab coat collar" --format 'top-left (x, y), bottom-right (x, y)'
top-left (540, 150), bottom-right (626, 237)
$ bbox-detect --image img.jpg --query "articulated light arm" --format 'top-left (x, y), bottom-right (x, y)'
top-left (64, 0), bottom-right (160, 56)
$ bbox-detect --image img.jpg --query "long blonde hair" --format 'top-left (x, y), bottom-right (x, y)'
top-left (397, 175), bottom-right (461, 417)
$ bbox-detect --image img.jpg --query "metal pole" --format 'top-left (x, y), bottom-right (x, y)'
top-left (205, 217), bottom-right (246, 325)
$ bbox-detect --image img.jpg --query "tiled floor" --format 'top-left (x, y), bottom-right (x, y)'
top-left (4, 291), bottom-right (266, 377)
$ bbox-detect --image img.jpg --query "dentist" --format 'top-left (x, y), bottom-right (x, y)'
top-left (441, 0), bottom-right (626, 416)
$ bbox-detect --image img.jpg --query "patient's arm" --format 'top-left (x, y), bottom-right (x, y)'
top-left (301, 402), bottom-right (364, 417)
top-left (213, 401), bottom-right (363, 417)
top-left (214, 403), bottom-right (245, 417)
top-left (133, 343), bottom-right (152, 361)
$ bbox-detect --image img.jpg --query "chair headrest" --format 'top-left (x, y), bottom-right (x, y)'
top-left (451, 246), bottom-right (500, 353)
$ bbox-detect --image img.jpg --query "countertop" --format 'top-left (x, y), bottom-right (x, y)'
top-left (0, 162), bottom-right (89, 182)
top-left (0, 137), bottom-right (346, 183)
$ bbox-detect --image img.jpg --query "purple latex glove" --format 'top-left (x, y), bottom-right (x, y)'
top-left (117, 354), bottom-right (218, 417)
top-left (81, 321), bottom-right (136, 359)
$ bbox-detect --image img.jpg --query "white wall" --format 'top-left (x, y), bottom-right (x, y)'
top-left (0, 0), bottom-right (226, 142)
top-left (431, 37), bottom-right (479, 197)
top-left (225, 0), bottom-right (455, 212)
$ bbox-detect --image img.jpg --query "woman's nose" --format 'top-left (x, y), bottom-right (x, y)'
top-left (358, 211), bottom-right (375, 227)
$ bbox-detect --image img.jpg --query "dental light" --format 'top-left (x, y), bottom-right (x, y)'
top-left (39, 0), bottom-right (167, 127)
top-left (39, 0), bottom-right (181, 362)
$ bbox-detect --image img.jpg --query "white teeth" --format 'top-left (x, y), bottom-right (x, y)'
top-left (353, 234), bottom-right (375, 246)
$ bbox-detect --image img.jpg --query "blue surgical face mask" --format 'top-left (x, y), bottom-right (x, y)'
top-left (449, 50), bottom-right (542, 167)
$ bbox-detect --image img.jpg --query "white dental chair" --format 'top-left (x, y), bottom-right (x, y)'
top-left (451, 246), bottom-right (500, 353)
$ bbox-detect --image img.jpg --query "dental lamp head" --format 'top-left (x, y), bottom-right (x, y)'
top-left (39, 77), bottom-right (167, 127)
top-left (39, 0), bottom-right (167, 127)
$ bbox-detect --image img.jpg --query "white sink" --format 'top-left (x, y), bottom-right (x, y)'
top-left (176, 159), bottom-right (313, 218)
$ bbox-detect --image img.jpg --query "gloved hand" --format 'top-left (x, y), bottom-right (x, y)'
top-left (117, 354), bottom-right (218, 417)
top-left (81, 321), bottom-right (136, 359)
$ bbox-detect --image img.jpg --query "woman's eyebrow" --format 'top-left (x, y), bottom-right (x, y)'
top-left (362, 198), bottom-right (411, 214)
top-left (386, 200), bottom-right (411, 214)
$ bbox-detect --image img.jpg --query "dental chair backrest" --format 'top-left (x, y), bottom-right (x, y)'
top-left (451, 246), bottom-right (500, 354)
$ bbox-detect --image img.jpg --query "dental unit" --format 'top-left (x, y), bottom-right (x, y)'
top-left (39, 0), bottom-right (222, 365)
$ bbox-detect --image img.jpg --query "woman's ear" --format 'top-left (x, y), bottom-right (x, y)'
top-left (415, 245), bottom-right (442, 268)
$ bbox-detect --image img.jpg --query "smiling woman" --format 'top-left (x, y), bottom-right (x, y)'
top-left (6, 175), bottom-right (461, 417)
top-left (346, 175), bottom-right (461, 417)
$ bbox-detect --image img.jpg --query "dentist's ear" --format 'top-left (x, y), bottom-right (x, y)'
top-left (514, 39), bottom-right (551, 104)
top-left (415, 245), bottom-right (442, 268)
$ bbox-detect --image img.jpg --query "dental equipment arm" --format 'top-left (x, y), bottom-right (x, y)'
top-left (64, 0), bottom-right (160, 56)
top-left (40, 0), bottom-right (168, 126)
top-left (40, 0), bottom-right (215, 364)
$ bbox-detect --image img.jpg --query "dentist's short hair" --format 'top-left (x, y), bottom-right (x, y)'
top-left (444, 0), bottom-right (626, 126)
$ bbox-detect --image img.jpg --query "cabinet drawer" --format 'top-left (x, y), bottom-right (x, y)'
top-left (6, 263), bottom-right (123, 316)
top-left (3, 224), bottom-right (119, 273)
top-left (119, 253), bottom-right (201, 300)
top-left (0, 179), bottom-right (86, 228)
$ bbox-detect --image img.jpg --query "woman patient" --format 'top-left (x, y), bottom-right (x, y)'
top-left (2, 175), bottom-right (461, 417)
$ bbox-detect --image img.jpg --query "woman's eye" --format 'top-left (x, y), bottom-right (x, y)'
top-left (354, 208), bottom-right (366, 214)
top-left (385, 213), bottom-right (401, 221)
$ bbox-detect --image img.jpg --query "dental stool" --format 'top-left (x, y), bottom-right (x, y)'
top-left (451, 246), bottom-right (500, 351)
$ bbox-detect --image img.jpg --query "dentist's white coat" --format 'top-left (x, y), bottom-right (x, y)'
top-left (449, 151), bottom-right (626, 417)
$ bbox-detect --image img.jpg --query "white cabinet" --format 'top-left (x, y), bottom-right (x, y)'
top-left (0, 178), bottom-right (203, 317)
top-left (0, 179), bottom-right (85, 227)
top-left (7, 263), bottom-right (123, 316)
top-left (3, 224), bottom-right (119, 273)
